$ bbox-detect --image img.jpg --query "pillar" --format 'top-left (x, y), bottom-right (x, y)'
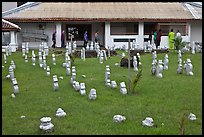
top-left (138, 22), bottom-right (144, 49)
top-left (105, 22), bottom-right (111, 49)
top-left (56, 23), bottom-right (61, 48)
top-left (9, 31), bottom-right (17, 52)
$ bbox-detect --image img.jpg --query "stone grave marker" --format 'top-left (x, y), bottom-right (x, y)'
top-left (52, 53), bottom-right (56, 65)
top-left (163, 54), bottom-right (168, 70)
top-left (56, 108), bottom-right (66, 117)
top-left (39, 117), bottom-right (54, 132)
top-left (156, 60), bottom-right (163, 78)
top-left (46, 66), bottom-right (50, 76)
top-left (4, 54), bottom-right (7, 64)
top-left (53, 75), bottom-right (59, 91)
top-left (120, 82), bottom-right (127, 95)
top-left (80, 83), bottom-right (86, 95)
top-left (111, 81), bottom-right (117, 88)
top-left (9, 66), bottom-right (14, 80)
top-left (12, 78), bottom-right (19, 94)
top-left (89, 89), bottom-right (97, 100)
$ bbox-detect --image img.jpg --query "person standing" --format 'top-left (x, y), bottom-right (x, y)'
top-left (83, 31), bottom-right (88, 48)
top-left (149, 30), bottom-right (154, 44)
top-left (52, 31), bottom-right (56, 49)
top-left (168, 29), bottom-right (175, 50)
top-left (153, 30), bottom-right (157, 46)
top-left (156, 29), bottom-right (162, 48)
top-left (61, 30), bottom-right (65, 48)
top-left (175, 30), bottom-right (181, 39)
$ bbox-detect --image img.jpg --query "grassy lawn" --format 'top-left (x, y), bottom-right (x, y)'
top-left (2, 49), bottom-right (202, 135)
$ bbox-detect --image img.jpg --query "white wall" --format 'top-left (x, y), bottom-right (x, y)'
top-left (190, 21), bottom-right (202, 44)
top-left (16, 22), bottom-right (55, 49)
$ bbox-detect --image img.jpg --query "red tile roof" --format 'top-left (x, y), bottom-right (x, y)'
top-left (3, 2), bottom-right (198, 22)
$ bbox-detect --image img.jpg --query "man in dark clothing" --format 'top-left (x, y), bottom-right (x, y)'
top-left (52, 31), bottom-right (56, 48)
top-left (156, 29), bottom-right (162, 48)
top-left (61, 30), bottom-right (65, 48)
top-left (83, 31), bottom-right (88, 48)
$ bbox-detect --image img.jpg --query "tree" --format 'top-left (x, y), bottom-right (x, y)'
top-left (174, 37), bottom-right (188, 50)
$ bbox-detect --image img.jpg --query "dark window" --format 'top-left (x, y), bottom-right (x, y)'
top-left (110, 22), bottom-right (138, 35)
top-left (66, 24), bottom-right (92, 41)
top-left (144, 22), bottom-right (157, 35)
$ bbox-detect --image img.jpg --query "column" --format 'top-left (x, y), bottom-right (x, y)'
top-left (56, 23), bottom-right (62, 48)
top-left (138, 22), bottom-right (144, 49)
top-left (9, 31), bottom-right (17, 52)
top-left (105, 22), bottom-right (111, 49)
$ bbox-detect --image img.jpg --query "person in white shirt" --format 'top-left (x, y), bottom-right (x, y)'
top-left (176, 30), bottom-right (181, 38)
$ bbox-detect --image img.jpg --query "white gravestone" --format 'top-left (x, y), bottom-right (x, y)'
top-left (56, 108), bottom-right (66, 117)
top-left (22, 43), bottom-right (26, 57)
top-left (86, 43), bottom-right (90, 50)
top-left (53, 75), bottom-right (59, 91)
top-left (39, 117), bottom-right (54, 132)
top-left (133, 56), bottom-right (138, 72)
top-left (111, 81), bottom-right (117, 88)
top-left (9, 66), bottom-right (14, 80)
top-left (177, 63), bottom-right (183, 74)
top-left (120, 82), bottom-right (127, 95)
top-left (25, 54), bottom-right (28, 62)
top-left (185, 59), bottom-right (193, 76)
top-left (113, 115), bottom-right (126, 123)
top-left (90, 42), bottom-right (94, 50)
top-left (81, 48), bottom-right (86, 61)
top-left (188, 113), bottom-right (196, 121)
top-left (102, 50), bottom-right (107, 61)
top-left (142, 117), bottom-right (154, 127)
top-left (46, 66), bottom-right (50, 76)
top-left (156, 60), bottom-right (163, 78)
top-left (32, 54), bottom-right (36, 66)
top-left (66, 65), bottom-right (71, 76)
top-left (151, 62), bottom-right (156, 75)
top-left (11, 60), bottom-right (16, 70)
top-left (122, 52), bottom-right (125, 58)
top-left (39, 55), bottom-right (43, 68)
top-left (99, 50), bottom-right (104, 64)
top-left (74, 81), bottom-right (80, 91)
top-left (89, 89), bottom-right (97, 100)
top-left (80, 83), bottom-right (86, 95)
top-left (163, 54), bottom-right (168, 70)
top-left (52, 54), bottom-right (56, 65)
top-left (4, 54), bottom-right (7, 64)
top-left (12, 78), bottom-right (19, 94)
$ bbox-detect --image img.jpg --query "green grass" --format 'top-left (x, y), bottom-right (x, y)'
top-left (2, 49), bottom-right (202, 135)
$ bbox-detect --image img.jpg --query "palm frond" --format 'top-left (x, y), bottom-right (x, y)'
top-left (131, 68), bottom-right (142, 92)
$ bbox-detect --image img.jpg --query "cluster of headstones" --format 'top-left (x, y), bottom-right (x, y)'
top-left (151, 51), bottom-right (167, 78)
top-left (104, 65), bottom-right (117, 88)
top-left (177, 50), bottom-right (183, 74)
top-left (104, 65), bottom-right (127, 95)
top-left (6, 60), bottom-right (19, 97)
top-left (177, 50), bottom-right (194, 76)
top-left (192, 41), bottom-right (202, 54)
top-left (5, 45), bottom-right (12, 56)
top-left (99, 50), bottom-right (107, 64)
top-left (86, 41), bottom-right (94, 50)
top-left (39, 117), bottom-right (54, 132)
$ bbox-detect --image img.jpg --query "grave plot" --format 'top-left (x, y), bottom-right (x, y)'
top-left (1, 49), bottom-right (202, 135)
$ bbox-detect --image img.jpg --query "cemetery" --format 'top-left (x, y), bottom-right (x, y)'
top-left (2, 2), bottom-right (202, 135)
top-left (2, 44), bottom-right (202, 135)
